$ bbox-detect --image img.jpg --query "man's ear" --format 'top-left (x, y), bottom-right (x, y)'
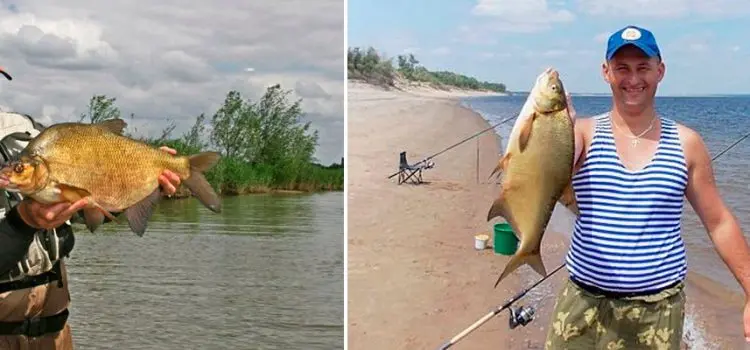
top-left (657, 60), bottom-right (665, 83)
top-left (601, 61), bottom-right (611, 84)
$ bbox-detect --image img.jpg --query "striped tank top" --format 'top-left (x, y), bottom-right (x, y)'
top-left (565, 113), bottom-right (688, 293)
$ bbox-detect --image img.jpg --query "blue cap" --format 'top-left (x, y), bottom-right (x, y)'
top-left (606, 25), bottom-right (661, 61)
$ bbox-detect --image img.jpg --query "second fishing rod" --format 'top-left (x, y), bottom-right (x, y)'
top-left (436, 128), bottom-right (750, 350)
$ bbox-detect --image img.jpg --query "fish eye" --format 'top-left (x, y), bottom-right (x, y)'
top-left (13, 163), bottom-right (23, 173)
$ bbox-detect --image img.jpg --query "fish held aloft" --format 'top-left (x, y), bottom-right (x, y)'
top-left (487, 67), bottom-right (578, 288)
top-left (0, 118), bottom-right (222, 236)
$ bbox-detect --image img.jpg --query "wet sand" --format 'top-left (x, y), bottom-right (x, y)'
top-left (346, 80), bottom-right (747, 349)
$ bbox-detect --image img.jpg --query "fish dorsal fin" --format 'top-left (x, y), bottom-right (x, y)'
top-left (95, 119), bottom-right (127, 135)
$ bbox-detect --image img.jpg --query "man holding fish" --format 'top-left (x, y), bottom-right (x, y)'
top-left (488, 25), bottom-right (750, 348)
top-left (0, 69), bottom-right (184, 349)
top-left (548, 25), bottom-right (750, 348)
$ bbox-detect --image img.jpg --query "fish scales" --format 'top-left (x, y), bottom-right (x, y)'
top-left (33, 124), bottom-right (190, 211)
top-left (1, 118), bottom-right (222, 236)
top-left (487, 67), bottom-right (578, 288)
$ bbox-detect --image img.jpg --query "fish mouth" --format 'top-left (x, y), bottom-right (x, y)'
top-left (0, 174), bottom-right (19, 192)
top-left (2, 181), bottom-right (19, 192)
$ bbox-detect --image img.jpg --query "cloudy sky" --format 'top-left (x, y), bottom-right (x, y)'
top-left (0, 0), bottom-right (344, 165)
top-left (348, 0), bottom-right (750, 96)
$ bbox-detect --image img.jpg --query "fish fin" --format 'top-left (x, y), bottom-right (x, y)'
top-left (488, 152), bottom-right (511, 180)
top-left (487, 182), bottom-right (521, 226)
top-left (58, 183), bottom-right (119, 222)
top-left (487, 189), bottom-right (510, 222)
top-left (58, 183), bottom-right (91, 202)
top-left (188, 151), bottom-right (221, 172)
top-left (94, 119), bottom-right (127, 135)
top-left (82, 208), bottom-right (105, 233)
top-left (183, 152), bottom-right (222, 213)
top-left (124, 188), bottom-right (161, 236)
top-left (559, 182), bottom-right (579, 216)
top-left (90, 201), bottom-right (119, 223)
top-left (518, 111), bottom-right (537, 152)
top-left (527, 252), bottom-right (547, 277)
top-left (493, 252), bottom-right (547, 288)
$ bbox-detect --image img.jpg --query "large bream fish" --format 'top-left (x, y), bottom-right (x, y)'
top-left (0, 118), bottom-right (222, 236)
top-left (487, 67), bottom-right (578, 287)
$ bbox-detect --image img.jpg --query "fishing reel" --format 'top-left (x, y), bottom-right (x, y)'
top-left (508, 305), bottom-right (535, 329)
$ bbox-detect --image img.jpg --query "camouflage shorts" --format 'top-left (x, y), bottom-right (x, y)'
top-left (544, 278), bottom-right (685, 350)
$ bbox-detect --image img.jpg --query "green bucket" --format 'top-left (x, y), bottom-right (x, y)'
top-left (493, 222), bottom-right (519, 255)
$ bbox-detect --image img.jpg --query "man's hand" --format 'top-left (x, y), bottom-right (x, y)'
top-left (744, 300), bottom-right (750, 341)
top-left (157, 146), bottom-right (181, 195)
top-left (17, 198), bottom-right (89, 230)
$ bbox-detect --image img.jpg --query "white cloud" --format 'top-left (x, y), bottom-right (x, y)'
top-left (663, 32), bottom-right (714, 55)
top-left (543, 49), bottom-right (567, 57)
top-left (471, 0), bottom-right (575, 32)
top-left (594, 32), bottom-right (610, 43)
top-left (453, 26), bottom-right (499, 45)
top-left (576, 0), bottom-right (750, 18)
top-left (431, 47), bottom-right (451, 56)
top-left (402, 47), bottom-right (421, 55)
top-left (478, 52), bottom-right (511, 60)
top-left (0, 0), bottom-right (344, 164)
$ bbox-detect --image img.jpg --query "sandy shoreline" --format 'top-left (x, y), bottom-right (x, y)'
top-left (346, 81), bottom-right (747, 349)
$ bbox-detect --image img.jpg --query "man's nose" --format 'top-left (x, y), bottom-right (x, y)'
top-left (624, 71), bottom-right (639, 85)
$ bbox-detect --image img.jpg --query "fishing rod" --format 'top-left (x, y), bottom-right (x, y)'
top-left (435, 128), bottom-right (750, 350)
top-left (387, 114), bottom-right (517, 180)
top-left (437, 264), bottom-right (564, 350)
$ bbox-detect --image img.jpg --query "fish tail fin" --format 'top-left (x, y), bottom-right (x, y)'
top-left (493, 251), bottom-right (547, 288)
top-left (527, 251), bottom-right (547, 277)
top-left (183, 152), bottom-right (222, 213)
top-left (188, 151), bottom-right (221, 172)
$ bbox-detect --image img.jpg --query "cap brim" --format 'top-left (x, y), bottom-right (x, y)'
top-left (607, 42), bottom-right (659, 61)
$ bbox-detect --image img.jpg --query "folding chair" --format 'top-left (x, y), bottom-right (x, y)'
top-left (397, 151), bottom-right (434, 185)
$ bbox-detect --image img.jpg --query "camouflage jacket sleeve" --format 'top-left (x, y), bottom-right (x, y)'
top-left (0, 205), bottom-right (40, 276)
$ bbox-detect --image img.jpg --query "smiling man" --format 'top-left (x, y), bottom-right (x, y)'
top-left (544, 25), bottom-right (750, 349)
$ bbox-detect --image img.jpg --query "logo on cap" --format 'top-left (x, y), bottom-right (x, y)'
top-left (621, 27), bottom-right (641, 40)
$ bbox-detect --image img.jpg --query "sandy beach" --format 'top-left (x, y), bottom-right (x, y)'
top-left (346, 80), bottom-right (748, 349)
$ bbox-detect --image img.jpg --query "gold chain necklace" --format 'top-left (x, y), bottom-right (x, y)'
top-left (610, 114), bottom-right (656, 147)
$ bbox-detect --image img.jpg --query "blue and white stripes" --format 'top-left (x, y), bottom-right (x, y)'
top-left (565, 114), bottom-right (688, 293)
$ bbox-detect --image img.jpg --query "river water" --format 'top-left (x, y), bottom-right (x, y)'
top-left (64, 192), bottom-right (344, 350)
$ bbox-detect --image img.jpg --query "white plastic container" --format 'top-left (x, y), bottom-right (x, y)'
top-left (474, 234), bottom-right (489, 250)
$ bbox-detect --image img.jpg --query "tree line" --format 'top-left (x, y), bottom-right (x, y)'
top-left (347, 46), bottom-right (507, 93)
top-left (77, 84), bottom-right (343, 196)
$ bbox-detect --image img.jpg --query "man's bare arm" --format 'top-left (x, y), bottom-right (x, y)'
top-left (683, 126), bottom-right (750, 294)
top-left (566, 93), bottom-right (586, 174)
